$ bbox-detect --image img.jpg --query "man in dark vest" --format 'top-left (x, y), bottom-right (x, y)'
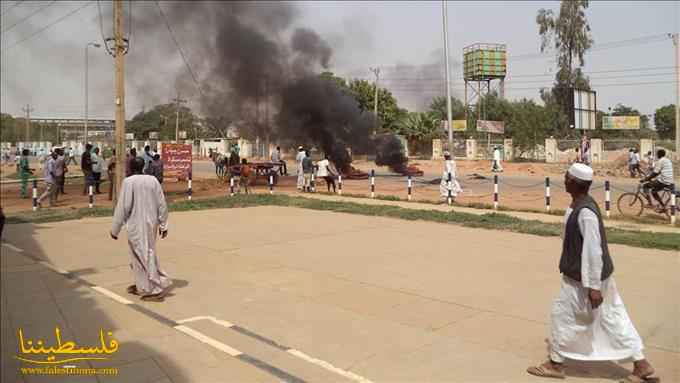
top-left (527, 163), bottom-right (656, 382)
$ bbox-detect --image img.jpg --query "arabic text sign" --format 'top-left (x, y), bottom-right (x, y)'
top-left (162, 144), bottom-right (192, 180)
top-left (16, 327), bottom-right (118, 365)
top-left (602, 116), bottom-right (640, 130)
top-left (476, 120), bottom-right (505, 134)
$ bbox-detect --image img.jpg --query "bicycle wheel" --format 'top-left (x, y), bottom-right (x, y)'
top-left (617, 193), bottom-right (644, 217)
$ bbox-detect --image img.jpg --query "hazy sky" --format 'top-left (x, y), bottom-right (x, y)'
top-left (1, 0), bottom-right (678, 120)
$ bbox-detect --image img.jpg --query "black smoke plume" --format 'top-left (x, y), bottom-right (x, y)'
top-left (127, 2), bottom-right (401, 172)
top-left (375, 135), bottom-right (408, 174)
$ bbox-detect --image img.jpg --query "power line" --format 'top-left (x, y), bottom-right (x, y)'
top-left (1, 1), bottom-right (94, 53)
top-left (1, 1), bottom-right (57, 34)
top-left (155, 0), bottom-right (205, 99)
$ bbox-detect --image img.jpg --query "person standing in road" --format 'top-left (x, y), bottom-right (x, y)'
top-left (491, 146), bottom-right (504, 173)
top-left (527, 163), bottom-right (657, 382)
top-left (126, 148), bottom-right (137, 177)
top-left (296, 146), bottom-right (306, 191)
top-left (315, 154), bottom-right (337, 193)
top-left (439, 151), bottom-right (462, 202)
top-left (65, 147), bottom-right (77, 166)
top-left (239, 158), bottom-right (252, 194)
top-left (302, 150), bottom-right (314, 192)
top-left (142, 145), bottom-right (154, 173)
top-left (54, 147), bottom-right (66, 199)
top-left (81, 144), bottom-right (94, 195)
top-left (92, 147), bottom-right (104, 194)
top-left (37, 150), bottom-right (58, 208)
top-left (645, 151), bottom-right (655, 175)
top-left (111, 157), bottom-right (171, 302)
top-left (271, 146), bottom-right (287, 176)
top-left (19, 149), bottom-right (33, 199)
top-left (148, 154), bottom-right (164, 184)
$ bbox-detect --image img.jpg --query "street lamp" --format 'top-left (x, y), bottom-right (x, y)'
top-left (85, 41), bottom-right (101, 144)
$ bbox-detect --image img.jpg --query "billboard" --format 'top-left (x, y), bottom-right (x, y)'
top-left (125, 133), bottom-right (134, 140)
top-left (161, 143), bottom-right (192, 180)
top-left (148, 131), bottom-right (159, 139)
top-left (602, 116), bottom-right (640, 130)
top-left (439, 120), bottom-right (467, 132)
top-left (571, 88), bottom-right (597, 130)
top-left (476, 120), bottom-right (505, 134)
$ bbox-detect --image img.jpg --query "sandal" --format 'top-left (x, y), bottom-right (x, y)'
top-left (126, 285), bottom-right (140, 295)
top-left (140, 292), bottom-right (165, 302)
top-left (527, 362), bottom-right (565, 379)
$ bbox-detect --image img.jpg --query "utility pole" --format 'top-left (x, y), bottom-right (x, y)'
top-left (113, 0), bottom-right (127, 203)
top-left (172, 93), bottom-right (187, 143)
top-left (674, 33), bottom-right (680, 159)
top-left (22, 104), bottom-right (33, 142)
top-left (370, 67), bottom-right (380, 135)
top-left (442, 0), bottom-right (453, 150)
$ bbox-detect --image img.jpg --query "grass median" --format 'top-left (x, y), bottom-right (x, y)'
top-left (5, 194), bottom-right (679, 251)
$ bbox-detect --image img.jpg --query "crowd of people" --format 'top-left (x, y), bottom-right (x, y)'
top-left (11, 144), bottom-right (165, 208)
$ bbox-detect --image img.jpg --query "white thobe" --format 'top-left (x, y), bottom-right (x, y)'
top-left (296, 151), bottom-right (306, 189)
top-left (111, 174), bottom-right (172, 295)
top-left (549, 208), bottom-right (644, 363)
top-left (439, 160), bottom-right (462, 199)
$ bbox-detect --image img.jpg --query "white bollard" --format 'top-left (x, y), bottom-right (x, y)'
top-left (88, 185), bottom-right (94, 208)
top-left (370, 170), bottom-right (375, 198)
top-left (604, 180), bottom-right (611, 218)
top-left (545, 177), bottom-right (551, 212)
top-left (338, 175), bottom-right (342, 195)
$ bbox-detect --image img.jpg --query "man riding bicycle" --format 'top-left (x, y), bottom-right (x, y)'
top-left (640, 148), bottom-right (675, 212)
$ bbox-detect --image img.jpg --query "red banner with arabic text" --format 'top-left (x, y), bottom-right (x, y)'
top-left (162, 144), bottom-right (192, 180)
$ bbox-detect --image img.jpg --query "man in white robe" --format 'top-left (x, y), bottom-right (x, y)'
top-left (296, 146), bottom-right (306, 191)
top-left (110, 157), bottom-right (172, 302)
top-left (439, 152), bottom-right (462, 202)
top-left (527, 163), bottom-right (656, 382)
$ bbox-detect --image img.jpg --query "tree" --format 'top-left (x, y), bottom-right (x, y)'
top-left (427, 96), bottom-right (465, 121)
top-left (347, 79), bottom-right (401, 131)
top-left (128, 104), bottom-right (200, 140)
top-left (654, 104), bottom-right (675, 140)
top-left (392, 111), bottom-right (434, 144)
top-left (0, 113), bottom-right (18, 142)
top-left (506, 99), bottom-right (550, 158)
top-left (319, 71), bottom-right (348, 90)
top-left (537, 0), bottom-right (593, 135)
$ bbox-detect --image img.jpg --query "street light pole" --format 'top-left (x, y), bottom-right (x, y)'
top-left (84, 41), bottom-right (101, 144)
top-left (673, 33), bottom-right (680, 159)
top-left (442, 0), bottom-right (453, 150)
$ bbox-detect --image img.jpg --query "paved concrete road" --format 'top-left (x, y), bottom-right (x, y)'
top-left (3, 207), bottom-right (678, 382)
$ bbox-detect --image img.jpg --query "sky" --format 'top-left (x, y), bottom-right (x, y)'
top-left (1, 0), bottom-right (678, 121)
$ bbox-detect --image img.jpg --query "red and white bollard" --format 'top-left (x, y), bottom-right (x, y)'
top-left (493, 175), bottom-right (499, 210)
top-left (604, 180), bottom-right (611, 218)
top-left (545, 177), bottom-right (551, 212)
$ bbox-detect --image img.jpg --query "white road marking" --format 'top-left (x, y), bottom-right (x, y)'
top-left (287, 349), bottom-right (374, 383)
top-left (1, 242), bottom-right (24, 252)
top-left (91, 286), bottom-right (134, 305)
top-left (174, 325), bottom-right (242, 357)
top-left (178, 315), bottom-right (374, 383)
top-left (177, 315), bottom-right (234, 328)
top-left (39, 261), bottom-right (70, 275)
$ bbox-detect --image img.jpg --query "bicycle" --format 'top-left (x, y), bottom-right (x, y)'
top-left (616, 182), bottom-right (675, 218)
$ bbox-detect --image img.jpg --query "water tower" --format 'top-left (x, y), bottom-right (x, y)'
top-left (463, 43), bottom-right (507, 121)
